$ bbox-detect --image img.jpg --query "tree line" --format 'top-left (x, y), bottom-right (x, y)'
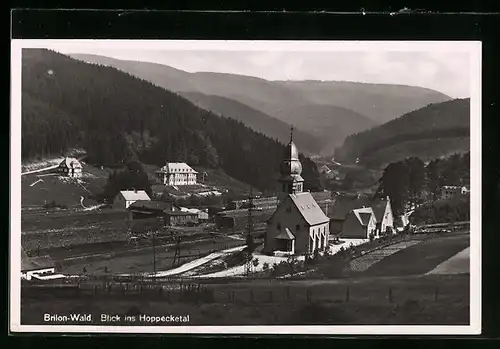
top-left (21, 49), bottom-right (322, 193)
top-left (376, 152), bottom-right (470, 216)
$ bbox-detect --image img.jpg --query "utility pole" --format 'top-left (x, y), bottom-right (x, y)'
top-left (245, 188), bottom-right (254, 277)
top-left (172, 234), bottom-right (182, 268)
top-left (152, 229), bottom-right (157, 277)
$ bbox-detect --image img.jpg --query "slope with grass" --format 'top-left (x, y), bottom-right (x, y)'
top-left (362, 233), bottom-right (470, 277)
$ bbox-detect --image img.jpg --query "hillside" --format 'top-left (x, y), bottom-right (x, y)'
top-left (21, 49), bottom-right (322, 192)
top-left (276, 80), bottom-right (451, 124)
top-left (68, 54), bottom-right (447, 156)
top-left (179, 92), bottom-right (322, 154)
top-left (335, 98), bottom-right (471, 169)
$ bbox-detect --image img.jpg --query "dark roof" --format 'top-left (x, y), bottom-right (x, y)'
top-left (328, 196), bottom-right (372, 220)
top-left (329, 219), bottom-right (344, 235)
top-left (310, 191), bottom-right (334, 203)
top-left (166, 211), bottom-right (198, 217)
top-left (275, 228), bottom-right (295, 240)
top-left (128, 200), bottom-right (171, 212)
top-left (21, 249), bottom-right (55, 271)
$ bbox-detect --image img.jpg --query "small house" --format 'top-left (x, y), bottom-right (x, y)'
top-left (165, 211), bottom-right (199, 226)
top-left (341, 207), bottom-right (377, 239)
top-left (57, 157), bottom-right (83, 178)
top-left (21, 249), bottom-right (64, 281)
top-left (180, 207), bottom-right (209, 221)
top-left (114, 190), bottom-right (151, 210)
top-left (127, 200), bottom-right (173, 220)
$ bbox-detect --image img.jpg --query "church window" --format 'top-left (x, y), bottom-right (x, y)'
top-left (277, 223), bottom-right (281, 230)
top-left (296, 224), bottom-right (300, 231)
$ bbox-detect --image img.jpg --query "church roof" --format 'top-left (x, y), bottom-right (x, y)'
top-left (275, 228), bottom-right (295, 240)
top-left (289, 192), bottom-right (330, 226)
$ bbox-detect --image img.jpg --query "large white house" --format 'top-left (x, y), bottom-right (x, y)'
top-left (156, 163), bottom-right (198, 186)
top-left (114, 190), bottom-right (151, 209)
top-left (264, 129), bottom-right (330, 256)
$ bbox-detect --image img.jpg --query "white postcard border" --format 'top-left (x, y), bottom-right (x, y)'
top-left (10, 39), bottom-right (482, 335)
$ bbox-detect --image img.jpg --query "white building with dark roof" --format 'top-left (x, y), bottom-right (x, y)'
top-left (156, 162), bottom-right (198, 186)
top-left (114, 190), bottom-right (151, 209)
top-left (264, 128), bottom-right (330, 256)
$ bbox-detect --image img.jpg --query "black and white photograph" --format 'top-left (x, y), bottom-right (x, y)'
top-left (10, 40), bottom-right (481, 334)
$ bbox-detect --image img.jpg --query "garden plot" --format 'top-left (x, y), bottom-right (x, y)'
top-left (349, 240), bottom-right (422, 273)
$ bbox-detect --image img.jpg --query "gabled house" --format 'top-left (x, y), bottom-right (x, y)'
top-left (340, 207), bottom-right (377, 239)
top-left (57, 157), bottom-right (83, 178)
top-left (371, 196), bottom-right (395, 237)
top-left (114, 190), bottom-right (151, 210)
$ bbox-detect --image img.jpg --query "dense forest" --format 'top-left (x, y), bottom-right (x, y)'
top-left (335, 98), bottom-right (471, 165)
top-left (375, 152), bottom-right (470, 215)
top-left (21, 49), bottom-right (321, 192)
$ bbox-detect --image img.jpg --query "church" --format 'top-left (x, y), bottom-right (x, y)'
top-left (264, 128), bottom-right (330, 256)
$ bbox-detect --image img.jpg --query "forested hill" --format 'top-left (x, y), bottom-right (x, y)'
top-left (21, 49), bottom-right (322, 192)
top-left (178, 92), bottom-right (322, 154)
top-left (334, 98), bottom-right (471, 169)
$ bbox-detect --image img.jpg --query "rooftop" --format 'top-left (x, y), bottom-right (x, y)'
top-left (120, 190), bottom-right (151, 202)
top-left (289, 192), bottom-right (330, 226)
top-left (157, 163), bottom-right (198, 174)
top-left (128, 200), bottom-right (171, 212)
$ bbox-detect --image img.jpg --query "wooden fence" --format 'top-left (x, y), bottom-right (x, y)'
top-left (21, 281), bottom-right (464, 306)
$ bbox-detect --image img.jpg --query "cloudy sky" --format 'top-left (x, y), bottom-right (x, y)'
top-left (48, 43), bottom-right (472, 98)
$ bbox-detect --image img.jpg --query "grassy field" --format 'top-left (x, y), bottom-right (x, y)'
top-left (21, 274), bottom-right (469, 325)
top-left (362, 233), bottom-right (470, 277)
top-left (59, 236), bottom-right (246, 276)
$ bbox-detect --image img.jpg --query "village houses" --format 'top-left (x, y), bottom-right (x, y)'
top-left (328, 195), bottom-right (395, 240)
top-left (156, 162), bottom-right (198, 186)
top-left (264, 129), bottom-right (330, 256)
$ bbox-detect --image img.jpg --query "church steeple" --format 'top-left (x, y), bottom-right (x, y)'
top-left (278, 125), bottom-right (304, 203)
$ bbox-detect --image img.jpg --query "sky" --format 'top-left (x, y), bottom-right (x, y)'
top-left (47, 43), bottom-right (472, 98)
